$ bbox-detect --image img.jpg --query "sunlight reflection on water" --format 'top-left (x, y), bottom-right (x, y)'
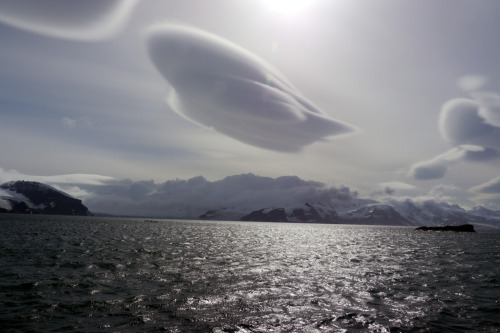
top-left (0, 215), bottom-right (499, 332)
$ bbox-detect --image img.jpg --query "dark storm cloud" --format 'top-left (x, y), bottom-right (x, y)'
top-left (145, 24), bottom-right (358, 152)
top-left (0, 0), bottom-right (137, 40)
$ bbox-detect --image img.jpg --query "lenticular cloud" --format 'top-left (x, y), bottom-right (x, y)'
top-left (146, 24), bottom-right (357, 152)
top-left (439, 97), bottom-right (500, 147)
top-left (0, 0), bottom-right (137, 40)
top-left (409, 87), bottom-right (500, 181)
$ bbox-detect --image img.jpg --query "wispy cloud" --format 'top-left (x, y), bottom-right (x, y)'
top-left (145, 24), bottom-right (358, 152)
top-left (457, 75), bottom-right (487, 92)
top-left (409, 145), bottom-right (499, 180)
top-left (0, 167), bottom-right (115, 186)
top-left (61, 116), bottom-right (93, 129)
top-left (469, 176), bottom-right (500, 208)
top-left (0, 0), bottom-right (138, 40)
top-left (471, 176), bottom-right (500, 194)
top-left (382, 184), bottom-right (467, 207)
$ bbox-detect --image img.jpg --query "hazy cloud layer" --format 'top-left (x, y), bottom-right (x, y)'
top-left (409, 145), bottom-right (498, 180)
top-left (146, 24), bottom-right (357, 152)
top-left (426, 184), bottom-right (463, 203)
top-left (0, 0), bottom-right (137, 40)
top-left (378, 181), bottom-right (417, 191)
top-left (387, 184), bottom-right (464, 207)
top-left (0, 167), bottom-right (115, 186)
top-left (372, 181), bottom-right (417, 197)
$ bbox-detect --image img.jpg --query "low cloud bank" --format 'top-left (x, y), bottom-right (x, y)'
top-left (79, 174), bottom-right (359, 217)
top-left (0, 0), bottom-right (137, 40)
top-left (2, 166), bottom-right (498, 216)
top-left (0, 168), bottom-right (359, 217)
top-left (146, 24), bottom-right (357, 152)
top-left (0, 168), bottom-right (361, 218)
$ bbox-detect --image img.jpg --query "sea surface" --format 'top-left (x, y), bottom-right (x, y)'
top-left (0, 215), bottom-right (499, 332)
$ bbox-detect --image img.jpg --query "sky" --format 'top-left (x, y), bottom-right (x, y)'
top-left (0, 0), bottom-right (499, 210)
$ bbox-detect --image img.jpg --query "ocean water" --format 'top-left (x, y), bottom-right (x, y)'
top-left (0, 215), bottom-right (499, 332)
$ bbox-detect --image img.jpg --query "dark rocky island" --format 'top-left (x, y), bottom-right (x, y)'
top-left (0, 181), bottom-right (91, 216)
top-left (415, 224), bottom-right (475, 232)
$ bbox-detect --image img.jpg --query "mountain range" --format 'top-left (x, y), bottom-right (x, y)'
top-left (200, 197), bottom-right (500, 228)
top-left (0, 178), bottom-right (499, 228)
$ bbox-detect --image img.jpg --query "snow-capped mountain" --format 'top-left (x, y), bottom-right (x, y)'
top-left (1, 176), bottom-right (498, 227)
top-left (0, 181), bottom-right (91, 216)
top-left (338, 203), bottom-right (411, 226)
top-left (200, 197), bottom-right (499, 227)
top-left (469, 206), bottom-right (500, 219)
top-left (289, 202), bottom-right (338, 222)
top-left (235, 202), bottom-right (339, 223)
top-left (389, 199), bottom-right (499, 227)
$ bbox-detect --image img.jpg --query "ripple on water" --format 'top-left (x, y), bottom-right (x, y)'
top-left (0, 216), bottom-right (499, 332)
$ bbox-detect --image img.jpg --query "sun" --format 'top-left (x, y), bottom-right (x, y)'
top-left (262, 0), bottom-right (317, 17)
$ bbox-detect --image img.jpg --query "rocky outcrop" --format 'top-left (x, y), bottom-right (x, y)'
top-left (0, 181), bottom-right (91, 216)
top-left (415, 224), bottom-right (476, 232)
top-left (241, 208), bottom-right (288, 222)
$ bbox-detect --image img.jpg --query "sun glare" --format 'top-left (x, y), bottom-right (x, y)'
top-left (262, 0), bottom-right (317, 17)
